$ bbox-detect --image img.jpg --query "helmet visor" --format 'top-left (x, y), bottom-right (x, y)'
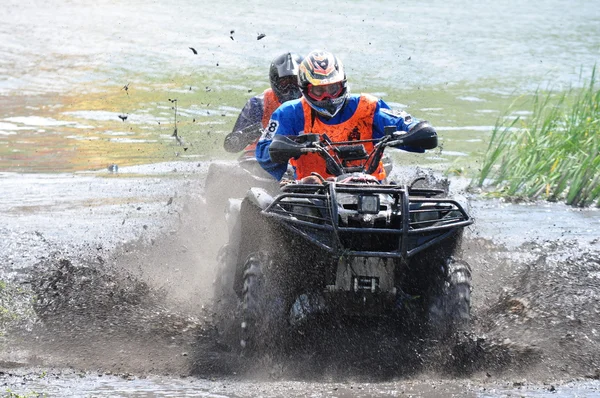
top-left (307, 82), bottom-right (344, 101)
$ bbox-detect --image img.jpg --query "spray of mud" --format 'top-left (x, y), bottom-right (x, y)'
top-left (462, 238), bottom-right (600, 380)
top-left (8, 175), bottom-right (229, 377)
top-left (9, 169), bottom-right (600, 384)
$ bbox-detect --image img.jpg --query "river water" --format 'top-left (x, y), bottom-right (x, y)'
top-left (1, 0), bottom-right (600, 172)
top-left (2, 1), bottom-right (600, 397)
top-left (2, 0), bottom-right (599, 94)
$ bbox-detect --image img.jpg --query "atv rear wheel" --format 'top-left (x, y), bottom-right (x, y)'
top-left (427, 257), bottom-right (472, 339)
top-left (240, 251), bottom-right (286, 355)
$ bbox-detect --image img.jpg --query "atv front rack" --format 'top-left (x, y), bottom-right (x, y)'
top-left (262, 183), bottom-right (473, 259)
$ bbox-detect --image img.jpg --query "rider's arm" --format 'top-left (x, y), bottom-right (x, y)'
top-left (224, 96), bottom-right (264, 153)
top-left (372, 99), bottom-right (426, 153)
top-left (256, 100), bottom-right (305, 180)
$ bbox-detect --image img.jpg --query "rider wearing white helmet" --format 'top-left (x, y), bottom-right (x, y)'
top-left (256, 50), bottom-right (425, 181)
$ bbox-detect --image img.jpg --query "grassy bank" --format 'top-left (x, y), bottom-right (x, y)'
top-left (473, 68), bottom-right (600, 207)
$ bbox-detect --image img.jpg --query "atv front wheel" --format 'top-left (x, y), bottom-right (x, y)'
top-left (240, 251), bottom-right (286, 355)
top-left (427, 257), bottom-right (472, 339)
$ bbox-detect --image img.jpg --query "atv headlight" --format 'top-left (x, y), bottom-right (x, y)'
top-left (358, 195), bottom-right (379, 214)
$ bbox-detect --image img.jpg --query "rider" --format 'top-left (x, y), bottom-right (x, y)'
top-left (223, 52), bottom-right (303, 156)
top-left (256, 50), bottom-right (427, 182)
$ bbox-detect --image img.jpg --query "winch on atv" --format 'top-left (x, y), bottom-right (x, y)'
top-left (216, 123), bottom-right (473, 354)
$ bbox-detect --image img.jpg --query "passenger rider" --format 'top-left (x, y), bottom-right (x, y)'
top-left (223, 52), bottom-right (304, 156)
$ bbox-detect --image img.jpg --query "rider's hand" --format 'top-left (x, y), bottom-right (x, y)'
top-left (298, 175), bottom-right (323, 185)
top-left (279, 178), bottom-right (295, 188)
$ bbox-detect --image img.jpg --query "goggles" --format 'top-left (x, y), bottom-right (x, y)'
top-left (276, 76), bottom-right (299, 91)
top-left (307, 82), bottom-right (344, 101)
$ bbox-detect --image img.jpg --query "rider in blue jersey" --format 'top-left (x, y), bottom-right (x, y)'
top-left (255, 50), bottom-right (424, 181)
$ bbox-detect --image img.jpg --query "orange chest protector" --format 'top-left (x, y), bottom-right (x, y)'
top-left (261, 89), bottom-right (281, 128)
top-left (294, 94), bottom-right (386, 180)
top-left (242, 89), bottom-right (281, 155)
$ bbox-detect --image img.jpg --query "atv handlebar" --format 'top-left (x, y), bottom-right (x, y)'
top-left (268, 122), bottom-right (438, 177)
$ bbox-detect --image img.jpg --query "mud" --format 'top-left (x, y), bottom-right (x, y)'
top-left (1, 164), bottom-right (600, 396)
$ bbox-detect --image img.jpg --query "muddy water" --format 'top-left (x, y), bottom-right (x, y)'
top-left (2, 371), bottom-right (599, 397)
top-left (469, 199), bottom-right (600, 249)
top-left (1, 164), bottom-right (600, 397)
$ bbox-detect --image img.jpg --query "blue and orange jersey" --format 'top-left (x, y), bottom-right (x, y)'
top-left (256, 94), bottom-right (419, 181)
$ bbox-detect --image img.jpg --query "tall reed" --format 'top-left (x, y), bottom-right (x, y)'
top-left (474, 67), bottom-right (600, 207)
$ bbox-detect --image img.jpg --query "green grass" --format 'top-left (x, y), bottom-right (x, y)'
top-left (473, 67), bottom-right (600, 207)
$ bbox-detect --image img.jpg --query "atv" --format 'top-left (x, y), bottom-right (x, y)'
top-left (217, 122), bottom-right (473, 354)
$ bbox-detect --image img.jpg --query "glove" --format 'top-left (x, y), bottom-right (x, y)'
top-left (279, 178), bottom-right (296, 188)
top-left (223, 123), bottom-right (263, 153)
top-left (298, 175), bottom-right (323, 185)
top-left (223, 130), bottom-right (245, 152)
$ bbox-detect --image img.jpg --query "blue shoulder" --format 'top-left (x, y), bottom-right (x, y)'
top-left (268, 99), bottom-right (305, 136)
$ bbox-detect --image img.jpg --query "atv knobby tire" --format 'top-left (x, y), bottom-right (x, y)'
top-left (241, 251), bottom-right (286, 355)
top-left (427, 257), bottom-right (472, 339)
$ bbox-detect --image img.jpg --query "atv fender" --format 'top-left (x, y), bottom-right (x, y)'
top-left (225, 198), bottom-right (243, 239)
top-left (245, 187), bottom-right (275, 210)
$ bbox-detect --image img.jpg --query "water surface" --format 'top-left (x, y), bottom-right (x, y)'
top-left (1, 0), bottom-right (599, 172)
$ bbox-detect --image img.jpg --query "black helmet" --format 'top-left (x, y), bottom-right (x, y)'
top-left (269, 52), bottom-right (303, 103)
top-left (298, 50), bottom-right (348, 119)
